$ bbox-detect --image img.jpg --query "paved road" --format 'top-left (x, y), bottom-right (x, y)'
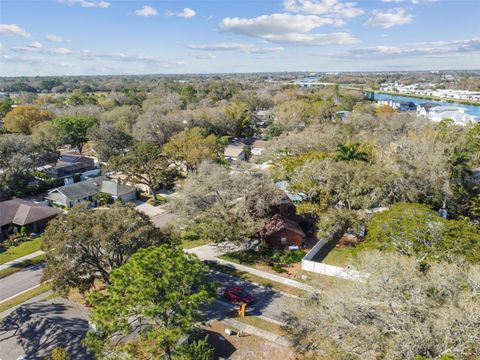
top-left (0, 263), bottom-right (292, 324)
top-left (206, 270), bottom-right (294, 323)
top-left (0, 263), bottom-right (45, 302)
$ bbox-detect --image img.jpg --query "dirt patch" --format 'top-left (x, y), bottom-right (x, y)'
top-left (203, 321), bottom-right (297, 360)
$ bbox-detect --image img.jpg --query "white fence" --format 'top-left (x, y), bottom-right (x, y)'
top-left (301, 239), bottom-right (365, 281)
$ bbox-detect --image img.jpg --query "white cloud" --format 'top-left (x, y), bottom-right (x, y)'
top-left (219, 13), bottom-right (357, 46)
top-left (194, 53), bottom-right (216, 60)
top-left (188, 43), bottom-right (284, 53)
top-left (167, 8), bottom-right (196, 18)
top-left (283, 0), bottom-right (364, 18)
top-left (382, 0), bottom-right (438, 3)
top-left (365, 8), bottom-right (413, 28)
top-left (58, 0), bottom-right (110, 9)
top-left (134, 5), bottom-right (158, 17)
top-left (0, 24), bottom-right (30, 38)
top-left (45, 34), bottom-right (65, 42)
top-left (320, 37), bottom-right (480, 59)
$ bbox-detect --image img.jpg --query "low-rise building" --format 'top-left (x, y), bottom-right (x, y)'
top-left (224, 139), bottom-right (247, 161)
top-left (427, 106), bottom-right (480, 125)
top-left (0, 199), bottom-right (61, 239)
top-left (45, 176), bottom-right (136, 208)
top-left (245, 137), bottom-right (268, 156)
top-left (42, 154), bottom-right (99, 180)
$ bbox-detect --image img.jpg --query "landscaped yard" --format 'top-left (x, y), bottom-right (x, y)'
top-left (206, 261), bottom-right (307, 298)
top-left (219, 247), bottom-right (306, 274)
top-left (0, 238), bottom-right (43, 264)
top-left (320, 246), bottom-right (363, 267)
top-left (181, 238), bottom-right (209, 249)
top-left (0, 254), bottom-right (46, 279)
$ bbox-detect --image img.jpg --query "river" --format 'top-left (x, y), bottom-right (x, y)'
top-left (373, 93), bottom-right (480, 117)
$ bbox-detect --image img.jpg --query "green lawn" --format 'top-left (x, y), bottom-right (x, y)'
top-left (0, 282), bottom-right (52, 314)
top-left (181, 238), bottom-right (209, 249)
top-left (321, 246), bottom-right (363, 267)
top-left (233, 315), bottom-right (286, 336)
top-left (206, 260), bottom-right (307, 298)
top-left (0, 238), bottom-right (43, 264)
top-left (0, 254), bottom-right (46, 279)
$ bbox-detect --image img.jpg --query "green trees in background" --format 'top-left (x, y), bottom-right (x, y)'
top-left (4, 105), bottom-right (54, 134)
top-left (109, 141), bottom-right (178, 200)
top-left (52, 115), bottom-right (98, 153)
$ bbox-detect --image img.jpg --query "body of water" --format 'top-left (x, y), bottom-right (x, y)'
top-left (373, 93), bottom-right (480, 117)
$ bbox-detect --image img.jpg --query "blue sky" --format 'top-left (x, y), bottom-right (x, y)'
top-left (0, 0), bottom-right (479, 76)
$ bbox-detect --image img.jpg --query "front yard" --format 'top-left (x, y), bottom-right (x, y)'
top-left (0, 238), bottom-right (43, 264)
top-left (219, 247), bottom-right (305, 275)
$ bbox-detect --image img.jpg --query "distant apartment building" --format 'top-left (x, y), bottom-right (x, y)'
top-left (417, 104), bottom-right (480, 126)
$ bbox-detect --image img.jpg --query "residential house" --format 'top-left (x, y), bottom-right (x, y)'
top-left (43, 154), bottom-right (99, 180)
top-left (45, 176), bottom-right (136, 208)
top-left (253, 109), bottom-right (274, 127)
top-left (378, 99), bottom-right (416, 111)
top-left (275, 180), bottom-right (306, 202)
top-left (260, 200), bottom-right (306, 249)
top-left (416, 102), bottom-right (438, 117)
top-left (426, 106), bottom-right (480, 126)
top-left (224, 139), bottom-right (247, 161)
top-left (0, 199), bottom-right (61, 239)
top-left (245, 137), bottom-right (268, 156)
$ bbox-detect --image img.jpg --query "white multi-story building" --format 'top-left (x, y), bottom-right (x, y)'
top-left (421, 105), bottom-right (480, 126)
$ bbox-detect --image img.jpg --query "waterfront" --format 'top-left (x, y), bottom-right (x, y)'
top-left (373, 93), bottom-right (480, 117)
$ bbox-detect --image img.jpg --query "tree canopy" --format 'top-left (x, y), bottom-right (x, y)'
top-left (365, 202), bottom-right (480, 263)
top-left (163, 127), bottom-right (221, 172)
top-left (4, 105), bottom-right (54, 134)
top-left (84, 245), bottom-right (217, 359)
top-left (42, 203), bottom-right (175, 295)
top-left (282, 252), bottom-right (480, 359)
top-left (109, 141), bottom-right (178, 200)
top-left (52, 115), bottom-right (98, 153)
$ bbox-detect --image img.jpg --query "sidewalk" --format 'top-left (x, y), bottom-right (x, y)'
top-left (220, 318), bottom-right (293, 347)
top-left (186, 245), bottom-right (315, 293)
top-left (0, 250), bottom-right (45, 271)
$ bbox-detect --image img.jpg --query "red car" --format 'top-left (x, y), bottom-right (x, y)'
top-left (223, 287), bottom-right (254, 305)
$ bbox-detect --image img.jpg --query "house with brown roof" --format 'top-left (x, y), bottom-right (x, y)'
top-left (0, 199), bottom-right (61, 239)
top-left (224, 139), bottom-right (247, 161)
top-left (260, 200), bottom-right (306, 249)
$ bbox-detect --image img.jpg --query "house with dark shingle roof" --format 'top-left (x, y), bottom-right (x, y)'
top-left (260, 200), bottom-right (306, 249)
top-left (45, 176), bottom-right (136, 208)
top-left (0, 199), bottom-right (61, 239)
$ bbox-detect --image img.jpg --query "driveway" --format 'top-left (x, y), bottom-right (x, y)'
top-left (134, 201), bottom-right (165, 217)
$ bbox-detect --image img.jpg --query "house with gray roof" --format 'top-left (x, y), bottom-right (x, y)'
top-left (0, 199), bottom-right (61, 239)
top-left (45, 176), bottom-right (136, 208)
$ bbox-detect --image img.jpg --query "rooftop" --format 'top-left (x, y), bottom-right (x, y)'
top-left (0, 199), bottom-right (61, 227)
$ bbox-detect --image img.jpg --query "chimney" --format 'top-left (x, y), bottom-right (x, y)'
top-left (279, 199), bottom-right (289, 218)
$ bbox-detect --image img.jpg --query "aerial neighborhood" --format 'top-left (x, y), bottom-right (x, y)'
top-left (1, 0), bottom-right (480, 359)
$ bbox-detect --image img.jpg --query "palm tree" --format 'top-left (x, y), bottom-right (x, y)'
top-left (335, 143), bottom-right (369, 162)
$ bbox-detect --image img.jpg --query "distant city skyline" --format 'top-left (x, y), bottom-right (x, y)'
top-left (0, 0), bottom-right (479, 76)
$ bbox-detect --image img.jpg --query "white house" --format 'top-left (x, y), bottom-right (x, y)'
top-left (427, 106), bottom-right (480, 126)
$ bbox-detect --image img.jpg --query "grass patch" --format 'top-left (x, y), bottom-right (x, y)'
top-left (0, 282), bottom-right (52, 313)
top-left (205, 261), bottom-right (306, 298)
top-left (0, 238), bottom-right (43, 264)
top-left (0, 254), bottom-right (46, 279)
top-left (233, 316), bottom-right (286, 337)
top-left (220, 247), bottom-right (305, 274)
top-left (298, 270), bottom-right (351, 288)
top-left (181, 238), bottom-right (209, 249)
top-left (321, 246), bottom-right (363, 267)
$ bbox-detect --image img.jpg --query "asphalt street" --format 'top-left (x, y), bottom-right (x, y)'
top-left (0, 262), bottom-right (45, 302)
top-left (0, 263), bottom-right (295, 324)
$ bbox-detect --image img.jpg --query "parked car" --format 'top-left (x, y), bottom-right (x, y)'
top-left (223, 287), bottom-right (254, 305)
